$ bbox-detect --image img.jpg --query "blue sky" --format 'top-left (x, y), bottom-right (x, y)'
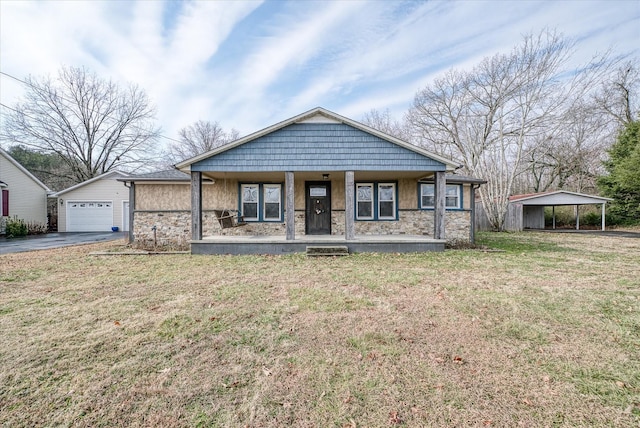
top-left (1, 0), bottom-right (638, 144)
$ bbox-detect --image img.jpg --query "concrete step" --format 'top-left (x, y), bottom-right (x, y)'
top-left (306, 245), bottom-right (349, 256)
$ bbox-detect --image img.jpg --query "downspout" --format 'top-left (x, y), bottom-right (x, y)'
top-left (470, 184), bottom-right (478, 244)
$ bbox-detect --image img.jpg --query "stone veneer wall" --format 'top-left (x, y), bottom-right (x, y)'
top-left (133, 210), bottom-right (289, 248)
top-left (353, 210), bottom-right (470, 241)
top-left (133, 209), bottom-right (472, 248)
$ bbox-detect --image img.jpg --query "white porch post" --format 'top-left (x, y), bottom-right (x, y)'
top-left (434, 171), bottom-right (446, 240)
top-left (345, 171), bottom-right (355, 240)
top-left (601, 203), bottom-right (606, 231)
top-left (285, 171), bottom-right (295, 240)
top-left (191, 171), bottom-right (202, 241)
top-left (575, 205), bottom-right (580, 230)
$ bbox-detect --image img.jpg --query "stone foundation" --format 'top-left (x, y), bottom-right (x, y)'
top-left (352, 210), bottom-right (470, 241)
top-left (132, 209), bottom-right (472, 248)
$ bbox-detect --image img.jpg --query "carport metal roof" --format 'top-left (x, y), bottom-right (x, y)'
top-left (509, 190), bottom-right (612, 206)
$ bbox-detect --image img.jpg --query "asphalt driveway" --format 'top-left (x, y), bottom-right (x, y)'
top-left (0, 232), bottom-right (127, 255)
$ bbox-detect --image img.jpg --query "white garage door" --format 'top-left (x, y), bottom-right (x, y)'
top-left (67, 201), bottom-right (113, 232)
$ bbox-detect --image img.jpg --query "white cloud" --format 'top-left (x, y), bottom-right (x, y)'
top-left (1, 0), bottom-right (638, 144)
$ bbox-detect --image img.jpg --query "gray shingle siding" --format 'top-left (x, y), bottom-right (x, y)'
top-left (192, 123), bottom-right (446, 172)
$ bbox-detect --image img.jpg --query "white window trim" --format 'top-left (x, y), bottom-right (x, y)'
top-left (445, 184), bottom-right (461, 209)
top-left (378, 183), bottom-right (397, 220)
top-left (241, 184), bottom-right (259, 221)
top-left (263, 184), bottom-right (282, 222)
top-left (420, 183), bottom-right (462, 210)
top-left (356, 183), bottom-right (374, 220)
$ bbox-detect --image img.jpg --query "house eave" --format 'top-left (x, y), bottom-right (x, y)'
top-left (0, 147), bottom-right (52, 192)
top-left (53, 170), bottom-right (131, 197)
top-left (419, 174), bottom-right (487, 185)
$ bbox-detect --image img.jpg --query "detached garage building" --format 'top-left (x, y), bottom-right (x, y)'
top-left (54, 171), bottom-right (130, 232)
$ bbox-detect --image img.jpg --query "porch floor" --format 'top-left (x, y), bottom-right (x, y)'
top-left (190, 234), bottom-right (445, 255)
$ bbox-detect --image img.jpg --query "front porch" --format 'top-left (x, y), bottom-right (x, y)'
top-left (191, 234), bottom-right (445, 255)
top-left (166, 107), bottom-right (483, 255)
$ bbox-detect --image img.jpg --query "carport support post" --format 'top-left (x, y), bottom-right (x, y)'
top-left (552, 206), bottom-right (556, 230)
top-left (191, 171), bottom-right (202, 241)
top-left (602, 203), bottom-right (606, 231)
top-left (285, 171), bottom-right (295, 240)
top-left (575, 205), bottom-right (580, 230)
top-left (345, 171), bottom-right (355, 240)
top-left (434, 171), bottom-right (446, 240)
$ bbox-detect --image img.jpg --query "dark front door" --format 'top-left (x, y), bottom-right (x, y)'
top-left (306, 181), bottom-right (331, 235)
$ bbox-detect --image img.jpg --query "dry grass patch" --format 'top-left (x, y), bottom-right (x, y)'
top-left (1, 232), bottom-right (639, 427)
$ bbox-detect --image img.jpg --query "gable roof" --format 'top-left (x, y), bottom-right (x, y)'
top-left (176, 107), bottom-right (459, 172)
top-left (53, 170), bottom-right (131, 196)
top-left (0, 147), bottom-right (52, 192)
top-left (509, 190), bottom-right (612, 206)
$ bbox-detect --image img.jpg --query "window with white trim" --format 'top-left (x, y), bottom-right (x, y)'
top-left (445, 185), bottom-right (460, 208)
top-left (241, 184), bottom-right (259, 221)
top-left (263, 184), bottom-right (281, 221)
top-left (420, 183), bottom-right (461, 209)
top-left (356, 182), bottom-right (397, 220)
top-left (356, 183), bottom-right (373, 220)
top-left (378, 183), bottom-right (396, 219)
top-left (241, 183), bottom-right (283, 221)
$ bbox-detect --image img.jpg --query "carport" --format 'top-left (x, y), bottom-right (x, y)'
top-left (508, 191), bottom-right (613, 231)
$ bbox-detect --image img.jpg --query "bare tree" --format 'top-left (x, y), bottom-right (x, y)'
top-left (408, 31), bottom-right (576, 229)
top-left (361, 109), bottom-right (410, 141)
top-left (1, 66), bottom-right (161, 183)
top-left (516, 57), bottom-right (638, 195)
top-left (518, 98), bottom-right (611, 194)
top-left (166, 120), bottom-right (239, 164)
top-left (594, 59), bottom-right (639, 126)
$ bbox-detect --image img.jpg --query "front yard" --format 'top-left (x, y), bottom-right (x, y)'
top-left (0, 232), bottom-right (638, 427)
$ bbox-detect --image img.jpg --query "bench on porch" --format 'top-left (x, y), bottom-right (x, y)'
top-left (213, 209), bottom-right (247, 229)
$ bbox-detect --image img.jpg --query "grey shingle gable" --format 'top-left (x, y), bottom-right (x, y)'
top-left (192, 123), bottom-right (447, 172)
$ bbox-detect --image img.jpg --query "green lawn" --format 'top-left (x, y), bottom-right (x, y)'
top-left (0, 232), bottom-right (638, 427)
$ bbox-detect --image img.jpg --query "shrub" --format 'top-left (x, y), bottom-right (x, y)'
top-left (26, 221), bottom-right (48, 235)
top-left (5, 217), bottom-right (28, 238)
top-left (582, 211), bottom-right (602, 227)
top-left (544, 206), bottom-right (575, 227)
top-left (544, 206), bottom-right (606, 228)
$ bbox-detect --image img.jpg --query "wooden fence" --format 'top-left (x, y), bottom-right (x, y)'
top-left (475, 202), bottom-right (523, 232)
